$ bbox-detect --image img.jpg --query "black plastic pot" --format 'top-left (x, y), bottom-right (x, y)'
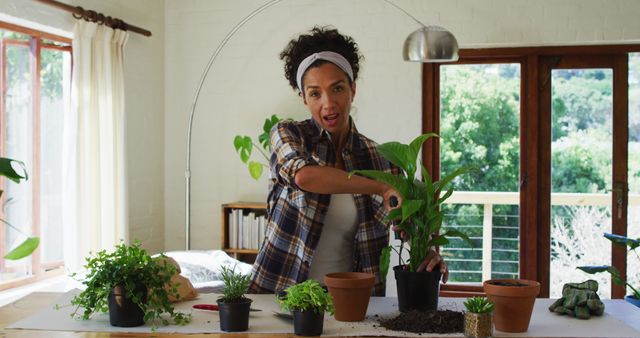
top-left (108, 284), bottom-right (147, 327)
top-left (217, 298), bottom-right (252, 332)
top-left (292, 309), bottom-right (324, 336)
top-left (394, 265), bottom-right (441, 312)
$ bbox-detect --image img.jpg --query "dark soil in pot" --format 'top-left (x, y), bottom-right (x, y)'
top-left (378, 309), bottom-right (463, 334)
top-left (488, 281), bottom-right (529, 287)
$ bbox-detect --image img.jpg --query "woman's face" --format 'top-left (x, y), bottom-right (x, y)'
top-left (301, 62), bottom-right (356, 139)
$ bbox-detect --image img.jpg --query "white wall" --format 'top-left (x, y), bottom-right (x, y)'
top-left (0, 0), bottom-right (166, 254)
top-left (164, 0), bottom-right (640, 295)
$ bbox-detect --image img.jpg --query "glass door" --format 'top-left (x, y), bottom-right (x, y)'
top-left (541, 55), bottom-right (629, 298)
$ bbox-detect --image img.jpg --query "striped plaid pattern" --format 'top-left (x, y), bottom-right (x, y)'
top-left (248, 118), bottom-right (398, 296)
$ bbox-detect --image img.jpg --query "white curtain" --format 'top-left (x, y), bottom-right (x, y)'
top-left (62, 21), bottom-right (129, 272)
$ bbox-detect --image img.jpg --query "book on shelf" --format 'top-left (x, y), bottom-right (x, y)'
top-left (227, 207), bottom-right (267, 251)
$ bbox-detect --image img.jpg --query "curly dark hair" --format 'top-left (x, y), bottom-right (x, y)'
top-left (280, 26), bottom-right (363, 92)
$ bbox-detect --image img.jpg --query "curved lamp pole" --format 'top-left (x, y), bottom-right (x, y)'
top-left (184, 0), bottom-right (459, 250)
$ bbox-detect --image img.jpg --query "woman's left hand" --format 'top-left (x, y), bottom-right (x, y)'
top-left (416, 249), bottom-right (449, 283)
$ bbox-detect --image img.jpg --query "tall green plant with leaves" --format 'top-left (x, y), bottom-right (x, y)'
top-left (350, 134), bottom-right (473, 277)
top-left (578, 233), bottom-right (640, 299)
top-left (233, 114), bottom-right (282, 180)
top-left (0, 157), bottom-right (40, 260)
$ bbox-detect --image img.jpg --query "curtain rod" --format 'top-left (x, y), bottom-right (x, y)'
top-left (34, 0), bottom-right (152, 37)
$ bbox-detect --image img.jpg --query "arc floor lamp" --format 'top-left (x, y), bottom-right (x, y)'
top-left (184, 0), bottom-right (459, 249)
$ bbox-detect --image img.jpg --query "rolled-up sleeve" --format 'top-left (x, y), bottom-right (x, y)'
top-left (270, 121), bottom-right (317, 188)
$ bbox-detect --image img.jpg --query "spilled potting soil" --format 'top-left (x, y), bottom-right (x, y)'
top-left (378, 309), bottom-right (464, 334)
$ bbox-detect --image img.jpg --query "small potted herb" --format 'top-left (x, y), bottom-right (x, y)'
top-left (69, 241), bottom-right (191, 329)
top-left (217, 265), bottom-right (253, 332)
top-left (463, 297), bottom-right (494, 338)
top-left (278, 279), bottom-right (334, 336)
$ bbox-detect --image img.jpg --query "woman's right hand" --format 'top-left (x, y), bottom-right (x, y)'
top-left (381, 185), bottom-right (402, 211)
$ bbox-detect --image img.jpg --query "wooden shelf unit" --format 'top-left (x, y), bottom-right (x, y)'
top-left (221, 202), bottom-right (267, 263)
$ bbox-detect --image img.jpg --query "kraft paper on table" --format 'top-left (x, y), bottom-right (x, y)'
top-left (8, 289), bottom-right (640, 337)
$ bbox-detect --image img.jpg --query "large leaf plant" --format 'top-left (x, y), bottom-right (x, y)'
top-left (233, 114), bottom-right (282, 180)
top-left (350, 133), bottom-right (473, 278)
top-left (0, 157), bottom-right (40, 260)
top-left (578, 233), bottom-right (640, 299)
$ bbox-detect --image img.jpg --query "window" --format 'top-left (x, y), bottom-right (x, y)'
top-left (425, 46), bottom-right (640, 298)
top-left (0, 22), bottom-right (71, 289)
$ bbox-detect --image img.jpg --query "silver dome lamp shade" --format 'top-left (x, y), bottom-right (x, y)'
top-left (403, 25), bottom-right (459, 62)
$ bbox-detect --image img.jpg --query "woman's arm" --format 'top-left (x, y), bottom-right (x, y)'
top-left (295, 165), bottom-right (400, 208)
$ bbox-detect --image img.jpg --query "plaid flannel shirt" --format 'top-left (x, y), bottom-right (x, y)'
top-left (248, 118), bottom-right (398, 296)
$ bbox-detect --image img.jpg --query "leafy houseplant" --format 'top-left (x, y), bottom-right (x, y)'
top-left (70, 241), bottom-right (191, 329)
top-left (0, 157), bottom-right (40, 260)
top-left (350, 133), bottom-right (472, 311)
top-left (278, 279), bottom-right (334, 336)
top-left (233, 114), bottom-right (282, 180)
top-left (578, 232), bottom-right (640, 307)
top-left (463, 297), bottom-right (494, 338)
top-left (216, 265), bottom-right (253, 332)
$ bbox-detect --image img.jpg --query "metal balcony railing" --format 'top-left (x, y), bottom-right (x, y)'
top-left (441, 191), bottom-right (640, 282)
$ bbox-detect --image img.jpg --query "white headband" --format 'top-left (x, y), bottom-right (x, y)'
top-left (296, 51), bottom-right (354, 92)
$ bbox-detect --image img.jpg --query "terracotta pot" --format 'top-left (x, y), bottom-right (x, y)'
top-left (483, 279), bottom-right (540, 333)
top-left (463, 312), bottom-right (493, 338)
top-left (324, 272), bottom-right (374, 322)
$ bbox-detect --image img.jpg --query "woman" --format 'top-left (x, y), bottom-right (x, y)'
top-left (248, 26), bottom-right (446, 296)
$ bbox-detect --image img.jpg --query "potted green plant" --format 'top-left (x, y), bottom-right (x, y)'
top-left (233, 114), bottom-right (282, 180)
top-left (463, 297), bottom-right (494, 338)
top-left (578, 232), bottom-right (640, 308)
top-left (216, 265), bottom-right (253, 332)
top-left (69, 241), bottom-right (191, 329)
top-left (350, 133), bottom-right (473, 312)
top-left (0, 157), bottom-right (39, 260)
top-left (278, 279), bottom-right (334, 336)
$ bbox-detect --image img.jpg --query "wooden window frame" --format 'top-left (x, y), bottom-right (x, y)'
top-left (0, 21), bottom-right (71, 291)
top-left (425, 44), bottom-right (640, 298)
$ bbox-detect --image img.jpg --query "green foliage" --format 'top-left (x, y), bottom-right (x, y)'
top-left (463, 297), bottom-right (494, 314)
top-left (233, 114), bottom-right (283, 180)
top-left (218, 265), bottom-right (251, 302)
top-left (0, 157), bottom-right (40, 260)
top-left (69, 241), bottom-right (191, 329)
top-left (577, 233), bottom-right (640, 299)
top-left (278, 280), bottom-right (334, 315)
top-left (351, 133), bottom-right (474, 275)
